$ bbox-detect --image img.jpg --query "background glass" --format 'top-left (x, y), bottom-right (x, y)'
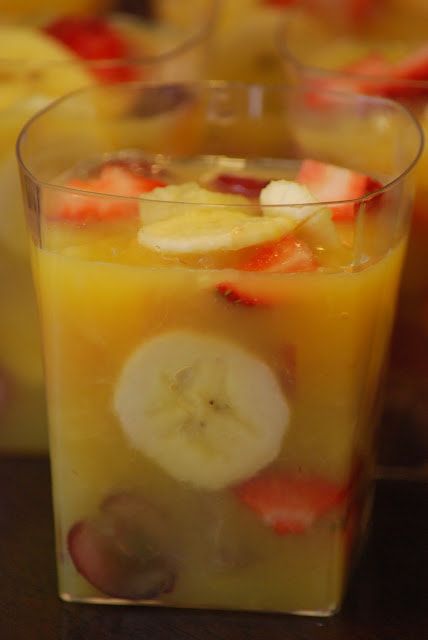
top-left (280, 6), bottom-right (428, 476)
top-left (0, 3), bottom-right (217, 454)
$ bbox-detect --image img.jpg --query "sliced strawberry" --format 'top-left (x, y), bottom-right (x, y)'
top-left (302, 56), bottom-right (390, 112)
top-left (394, 44), bottom-right (428, 83)
top-left (210, 174), bottom-right (269, 199)
top-left (297, 159), bottom-right (382, 221)
top-left (344, 53), bottom-right (392, 80)
top-left (242, 234), bottom-right (318, 272)
top-left (344, 47), bottom-right (428, 98)
top-left (216, 282), bottom-right (270, 307)
top-left (234, 471), bottom-right (348, 535)
top-left (331, 49), bottom-right (428, 99)
top-left (51, 164), bottom-right (165, 222)
top-left (216, 235), bottom-right (317, 307)
top-left (43, 16), bottom-right (138, 82)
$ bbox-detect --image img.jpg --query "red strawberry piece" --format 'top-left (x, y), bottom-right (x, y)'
top-left (51, 164), bottom-right (165, 222)
top-left (234, 471), bottom-right (348, 535)
top-left (394, 44), bottom-right (428, 83)
top-left (304, 54), bottom-right (393, 108)
top-left (344, 48), bottom-right (428, 99)
top-left (216, 235), bottom-right (317, 307)
top-left (343, 53), bottom-right (393, 95)
top-left (336, 49), bottom-right (428, 99)
top-left (43, 16), bottom-right (138, 82)
top-left (344, 53), bottom-right (391, 76)
top-left (216, 282), bottom-right (270, 307)
top-left (378, 45), bottom-right (428, 98)
top-left (210, 174), bottom-right (269, 199)
top-left (242, 234), bottom-right (318, 273)
top-left (297, 159), bottom-right (382, 221)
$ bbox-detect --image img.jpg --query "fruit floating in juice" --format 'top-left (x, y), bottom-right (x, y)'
top-left (27, 146), bottom-right (409, 613)
top-left (0, 10), bottom-right (215, 455)
top-left (281, 11), bottom-right (428, 473)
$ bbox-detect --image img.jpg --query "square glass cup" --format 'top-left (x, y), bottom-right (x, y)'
top-left (279, 5), bottom-right (428, 476)
top-left (17, 81), bottom-right (421, 614)
top-left (0, 3), bottom-right (217, 455)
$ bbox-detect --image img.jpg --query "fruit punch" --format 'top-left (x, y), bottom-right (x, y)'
top-left (17, 83), bottom-right (421, 614)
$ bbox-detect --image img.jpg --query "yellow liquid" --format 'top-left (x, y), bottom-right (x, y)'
top-left (33, 189), bottom-right (405, 612)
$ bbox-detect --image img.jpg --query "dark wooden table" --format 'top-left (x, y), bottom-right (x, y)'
top-left (0, 458), bottom-right (427, 640)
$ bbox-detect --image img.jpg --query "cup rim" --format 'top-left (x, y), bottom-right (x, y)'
top-left (17, 79), bottom-right (424, 211)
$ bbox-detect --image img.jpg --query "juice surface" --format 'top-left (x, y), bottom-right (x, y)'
top-left (33, 152), bottom-right (406, 613)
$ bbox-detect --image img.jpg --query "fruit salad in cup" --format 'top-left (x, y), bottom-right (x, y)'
top-left (0, 9), bottom-right (215, 455)
top-left (17, 82), bottom-right (420, 613)
top-left (281, 9), bottom-right (428, 474)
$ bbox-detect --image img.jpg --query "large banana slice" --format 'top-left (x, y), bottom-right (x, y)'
top-left (138, 208), bottom-right (293, 253)
top-left (114, 330), bottom-right (289, 490)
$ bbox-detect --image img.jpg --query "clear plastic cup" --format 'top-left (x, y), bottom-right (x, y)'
top-left (206, 0), bottom-right (293, 84)
top-left (280, 7), bottom-right (428, 477)
top-left (17, 81), bottom-right (421, 613)
top-left (0, 4), bottom-right (217, 455)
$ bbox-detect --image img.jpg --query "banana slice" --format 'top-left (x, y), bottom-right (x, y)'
top-left (260, 180), bottom-right (323, 223)
top-left (260, 181), bottom-right (343, 261)
top-left (0, 26), bottom-right (73, 62)
top-left (140, 182), bottom-right (251, 226)
top-left (0, 26), bottom-right (92, 108)
top-left (114, 330), bottom-right (289, 490)
top-left (138, 208), bottom-right (293, 253)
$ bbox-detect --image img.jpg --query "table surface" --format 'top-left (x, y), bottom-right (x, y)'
top-left (0, 458), bottom-right (427, 640)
